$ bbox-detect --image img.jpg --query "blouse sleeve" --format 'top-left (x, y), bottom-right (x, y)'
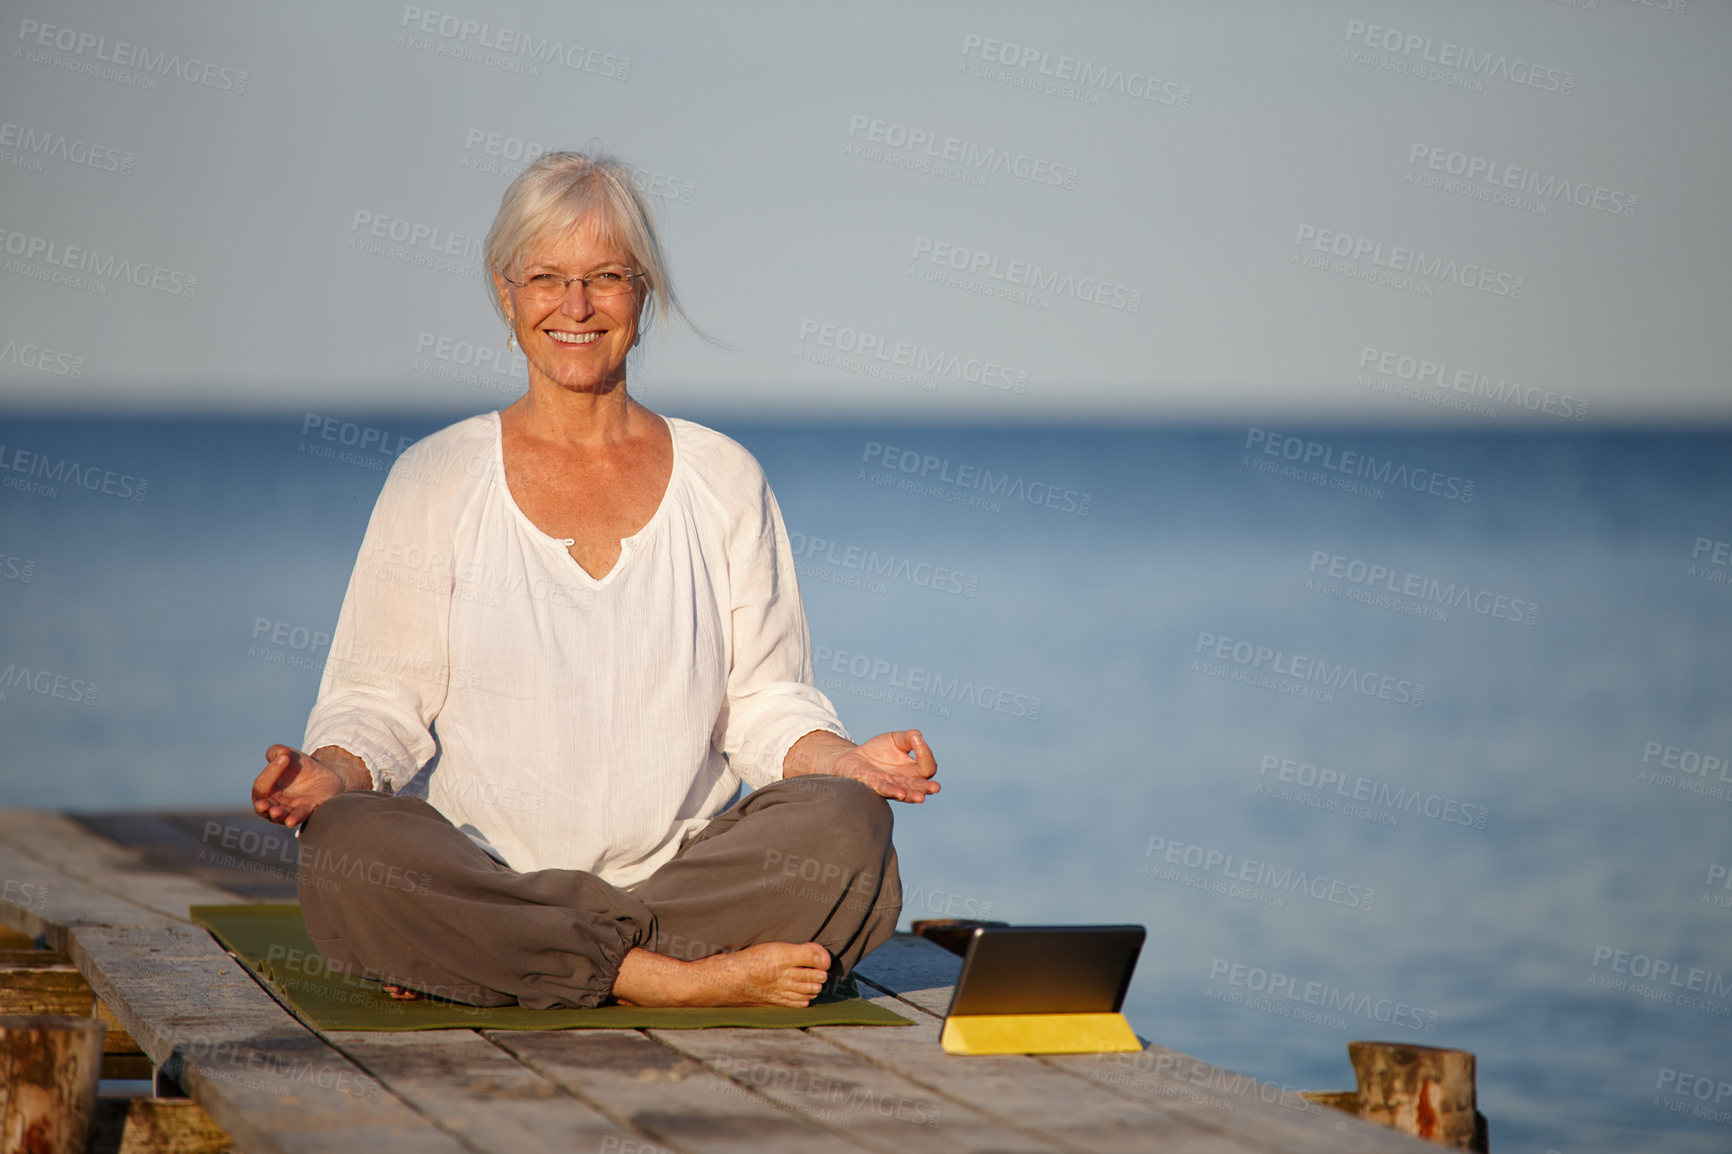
top-left (302, 449), bottom-right (457, 792)
top-left (718, 469), bottom-right (850, 789)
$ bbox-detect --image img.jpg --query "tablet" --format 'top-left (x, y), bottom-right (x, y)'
top-left (943, 924), bottom-right (1146, 1017)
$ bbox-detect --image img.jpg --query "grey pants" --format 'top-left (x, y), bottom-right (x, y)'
top-left (296, 774), bottom-right (902, 1009)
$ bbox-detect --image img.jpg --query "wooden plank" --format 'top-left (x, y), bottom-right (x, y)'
top-left (0, 947), bottom-right (68, 967)
top-left (1042, 1046), bottom-right (1436, 1153)
top-left (851, 934), bottom-right (960, 1019)
top-left (0, 811), bottom-right (264, 1064)
top-left (0, 841), bottom-right (470, 1154)
top-left (0, 842), bottom-right (164, 948)
top-left (652, 1026), bottom-right (1055, 1154)
top-left (0, 811), bottom-right (247, 922)
top-left (808, 996), bottom-right (1264, 1154)
top-left (852, 934), bottom-right (1431, 1152)
top-left (0, 959), bottom-right (94, 1016)
top-left (489, 1028), bottom-right (873, 1154)
top-left (0, 953), bottom-right (147, 1057)
top-left (88, 1097), bottom-right (232, 1154)
top-left (97, 999), bottom-right (147, 1058)
top-left (325, 1029), bottom-right (654, 1154)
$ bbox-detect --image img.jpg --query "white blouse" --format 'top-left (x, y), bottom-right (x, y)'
top-left (303, 411), bottom-right (848, 888)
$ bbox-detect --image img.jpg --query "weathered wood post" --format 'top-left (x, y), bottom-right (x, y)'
top-left (1349, 1040), bottom-right (1488, 1151)
top-left (0, 1014), bottom-right (105, 1154)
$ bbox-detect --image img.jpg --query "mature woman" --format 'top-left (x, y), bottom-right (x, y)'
top-left (251, 150), bottom-right (938, 1010)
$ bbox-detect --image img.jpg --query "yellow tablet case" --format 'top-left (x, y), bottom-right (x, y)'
top-left (940, 1010), bottom-right (1143, 1055)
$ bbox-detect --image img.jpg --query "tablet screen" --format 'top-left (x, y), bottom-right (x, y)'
top-left (944, 924), bottom-right (1145, 1017)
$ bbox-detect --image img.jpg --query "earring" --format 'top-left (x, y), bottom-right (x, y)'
top-left (506, 329), bottom-right (517, 351)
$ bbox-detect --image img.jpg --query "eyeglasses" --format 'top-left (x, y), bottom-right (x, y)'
top-left (500, 267), bottom-right (645, 301)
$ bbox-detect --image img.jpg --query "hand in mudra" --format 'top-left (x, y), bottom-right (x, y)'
top-left (251, 744), bottom-right (349, 827)
top-left (831, 729), bottom-right (939, 804)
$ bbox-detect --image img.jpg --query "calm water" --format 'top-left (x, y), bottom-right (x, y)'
top-left (2, 413), bottom-right (1729, 1153)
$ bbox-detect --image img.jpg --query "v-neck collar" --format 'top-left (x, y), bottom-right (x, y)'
top-left (487, 409), bottom-right (679, 586)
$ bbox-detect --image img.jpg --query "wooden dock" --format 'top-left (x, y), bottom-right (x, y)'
top-left (0, 808), bottom-right (1439, 1153)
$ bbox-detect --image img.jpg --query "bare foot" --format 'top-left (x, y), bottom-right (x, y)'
top-left (382, 984), bottom-right (424, 1001)
top-left (612, 942), bottom-right (832, 1008)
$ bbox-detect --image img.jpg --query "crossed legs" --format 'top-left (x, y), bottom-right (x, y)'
top-left (296, 775), bottom-right (901, 1009)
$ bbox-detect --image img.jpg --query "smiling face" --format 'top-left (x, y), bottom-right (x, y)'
top-left (493, 217), bottom-right (642, 398)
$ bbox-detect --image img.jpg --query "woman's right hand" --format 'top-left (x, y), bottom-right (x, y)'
top-left (251, 744), bottom-right (352, 827)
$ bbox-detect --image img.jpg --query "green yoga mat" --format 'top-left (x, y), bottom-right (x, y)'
top-left (192, 904), bottom-right (911, 1032)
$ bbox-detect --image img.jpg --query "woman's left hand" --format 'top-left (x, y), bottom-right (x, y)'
top-left (788, 729), bottom-right (939, 803)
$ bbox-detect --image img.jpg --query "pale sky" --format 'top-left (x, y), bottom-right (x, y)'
top-left (2, 0), bottom-right (1728, 422)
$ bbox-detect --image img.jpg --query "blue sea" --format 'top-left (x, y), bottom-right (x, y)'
top-left (2, 413), bottom-right (1729, 1153)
